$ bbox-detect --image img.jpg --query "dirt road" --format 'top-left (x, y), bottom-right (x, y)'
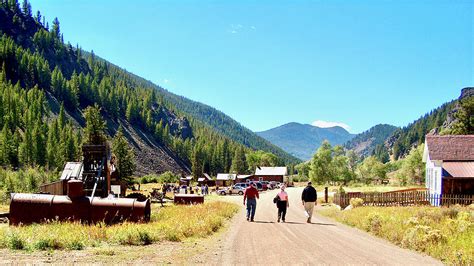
top-left (204, 187), bottom-right (441, 265)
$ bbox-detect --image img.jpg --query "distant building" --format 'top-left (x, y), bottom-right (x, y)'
top-left (254, 167), bottom-right (288, 182)
top-left (216, 173), bottom-right (237, 187)
top-left (236, 174), bottom-right (253, 183)
top-left (422, 135), bottom-right (474, 202)
top-left (198, 173), bottom-right (215, 186)
top-left (179, 175), bottom-right (193, 186)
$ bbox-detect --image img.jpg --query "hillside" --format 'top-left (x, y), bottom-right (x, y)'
top-left (344, 124), bottom-right (398, 158)
top-left (0, 1), bottom-right (298, 177)
top-left (386, 87), bottom-right (472, 159)
top-left (257, 122), bottom-right (354, 160)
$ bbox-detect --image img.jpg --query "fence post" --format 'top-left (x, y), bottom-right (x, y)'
top-left (325, 187), bottom-right (328, 203)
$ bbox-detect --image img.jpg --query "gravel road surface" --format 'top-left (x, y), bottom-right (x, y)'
top-left (207, 186), bottom-right (441, 265)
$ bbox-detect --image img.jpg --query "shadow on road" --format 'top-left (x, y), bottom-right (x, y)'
top-left (280, 221), bottom-right (336, 226)
top-left (252, 221), bottom-right (275, 224)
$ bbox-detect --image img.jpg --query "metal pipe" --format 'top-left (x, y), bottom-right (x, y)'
top-left (9, 193), bottom-right (150, 225)
top-left (10, 180), bottom-right (150, 225)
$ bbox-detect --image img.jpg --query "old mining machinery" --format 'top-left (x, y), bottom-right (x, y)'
top-left (9, 144), bottom-right (151, 225)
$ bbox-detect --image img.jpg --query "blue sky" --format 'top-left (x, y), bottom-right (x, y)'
top-left (30, 0), bottom-right (472, 133)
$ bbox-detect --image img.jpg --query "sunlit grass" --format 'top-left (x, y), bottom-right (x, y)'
top-left (318, 205), bottom-right (474, 264)
top-left (0, 201), bottom-right (239, 251)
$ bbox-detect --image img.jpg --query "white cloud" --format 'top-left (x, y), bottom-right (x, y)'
top-left (250, 26), bottom-right (256, 30)
top-left (163, 79), bottom-right (169, 84)
top-left (311, 120), bottom-right (351, 131)
top-left (228, 24), bottom-right (247, 34)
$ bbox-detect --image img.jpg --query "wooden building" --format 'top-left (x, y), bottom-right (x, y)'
top-left (254, 167), bottom-right (288, 182)
top-left (198, 173), bottom-right (215, 186)
top-left (216, 173), bottom-right (236, 187)
top-left (423, 135), bottom-right (474, 202)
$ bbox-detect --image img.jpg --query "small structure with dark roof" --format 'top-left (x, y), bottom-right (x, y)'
top-left (423, 135), bottom-right (474, 200)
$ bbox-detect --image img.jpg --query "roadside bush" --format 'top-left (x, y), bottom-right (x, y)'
top-left (66, 240), bottom-right (85, 250)
top-left (416, 209), bottom-right (443, 223)
top-left (350, 198), bottom-right (364, 208)
top-left (447, 211), bottom-right (473, 233)
top-left (441, 207), bottom-right (460, 219)
top-left (364, 213), bottom-right (383, 235)
top-left (402, 225), bottom-right (446, 251)
top-left (8, 233), bottom-right (25, 250)
top-left (34, 238), bottom-right (62, 250)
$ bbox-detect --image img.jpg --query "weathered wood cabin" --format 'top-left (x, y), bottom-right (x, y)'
top-left (423, 135), bottom-right (474, 196)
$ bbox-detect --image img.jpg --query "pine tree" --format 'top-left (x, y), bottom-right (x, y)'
top-left (230, 146), bottom-right (247, 174)
top-left (21, 0), bottom-right (31, 17)
top-left (83, 104), bottom-right (106, 144)
top-left (52, 17), bottom-right (60, 39)
top-left (191, 145), bottom-right (203, 179)
top-left (112, 127), bottom-right (136, 184)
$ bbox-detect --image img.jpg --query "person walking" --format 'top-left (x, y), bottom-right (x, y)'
top-left (243, 183), bottom-right (259, 222)
top-left (275, 185), bottom-right (289, 223)
top-left (301, 181), bottom-right (317, 223)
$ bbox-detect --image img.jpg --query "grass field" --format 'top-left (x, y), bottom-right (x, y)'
top-left (0, 201), bottom-right (239, 251)
top-left (318, 205), bottom-right (474, 264)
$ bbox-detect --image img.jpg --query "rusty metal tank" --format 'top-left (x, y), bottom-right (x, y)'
top-left (9, 180), bottom-right (150, 225)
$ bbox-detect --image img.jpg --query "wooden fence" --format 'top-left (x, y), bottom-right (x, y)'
top-left (333, 190), bottom-right (474, 209)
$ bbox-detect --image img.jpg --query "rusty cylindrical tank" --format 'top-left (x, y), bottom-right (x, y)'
top-left (9, 180), bottom-right (151, 225)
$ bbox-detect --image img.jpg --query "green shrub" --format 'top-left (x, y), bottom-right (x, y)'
top-left (8, 233), bottom-right (25, 250)
top-left (402, 225), bottom-right (446, 251)
top-left (350, 198), bottom-right (364, 208)
top-left (138, 231), bottom-right (152, 245)
top-left (364, 213), bottom-right (383, 235)
top-left (67, 240), bottom-right (84, 250)
top-left (34, 238), bottom-right (62, 250)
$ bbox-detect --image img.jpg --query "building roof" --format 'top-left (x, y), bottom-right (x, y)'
top-left (237, 174), bottom-right (252, 179)
top-left (60, 162), bottom-right (83, 180)
top-left (216, 173), bottom-right (237, 181)
top-left (425, 135), bottom-right (474, 161)
top-left (254, 167), bottom-right (288, 176)
top-left (443, 162), bottom-right (474, 178)
top-left (197, 178), bottom-right (205, 182)
top-left (203, 173), bottom-right (211, 180)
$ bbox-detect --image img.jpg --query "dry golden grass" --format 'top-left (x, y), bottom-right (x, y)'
top-left (318, 205), bottom-right (474, 264)
top-left (0, 201), bottom-right (239, 251)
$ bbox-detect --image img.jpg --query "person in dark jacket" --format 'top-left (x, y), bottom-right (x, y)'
top-left (301, 181), bottom-right (317, 223)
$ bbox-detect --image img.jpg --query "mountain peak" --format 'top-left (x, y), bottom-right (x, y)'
top-left (257, 122), bottom-right (355, 160)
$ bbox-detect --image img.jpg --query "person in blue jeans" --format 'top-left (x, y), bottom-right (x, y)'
top-left (243, 183), bottom-right (260, 222)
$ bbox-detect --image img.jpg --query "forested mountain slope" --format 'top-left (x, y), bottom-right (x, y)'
top-left (257, 122), bottom-right (354, 160)
top-left (344, 124), bottom-right (398, 158)
top-left (386, 87), bottom-right (472, 159)
top-left (0, 1), bottom-right (297, 177)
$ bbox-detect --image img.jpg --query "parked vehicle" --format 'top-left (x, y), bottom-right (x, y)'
top-left (218, 186), bottom-right (245, 195)
top-left (269, 181), bottom-right (278, 189)
top-left (249, 181), bottom-right (263, 191)
top-left (261, 181), bottom-right (272, 190)
top-left (234, 183), bottom-right (249, 189)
